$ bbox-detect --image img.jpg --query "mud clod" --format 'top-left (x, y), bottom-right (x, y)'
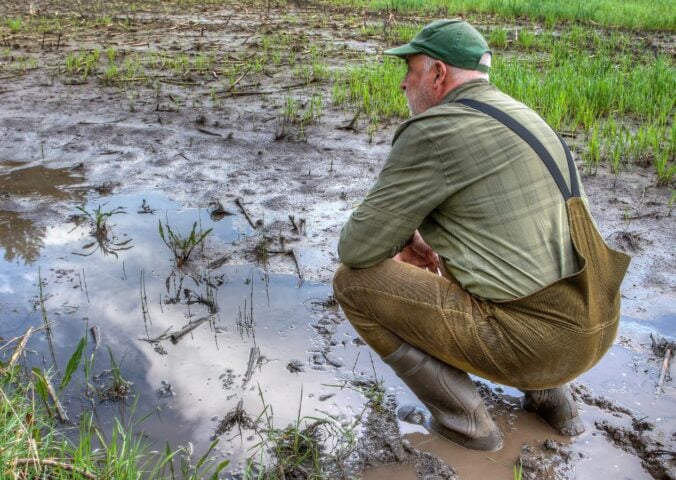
top-left (413, 451), bottom-right (458, 480)
top-left (609, 230), bottom-right (645, 252)
top-left (213, 399), bottom-right (256, 439)
top-left (651, 333), bottom-right (676, 359)
top-left (519, 441), bottom-right (577, 480)
top-left (286, 360), bottom-right (304, 373)
top-left (355, 395), bottom-right (458, 479)
top-left (572, 383), bottom-right (634, 416)
top-left (595, 419), bottom-right (676, 480)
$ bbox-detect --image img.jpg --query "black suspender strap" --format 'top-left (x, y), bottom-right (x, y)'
top-left (455, 98), bottom-right (580, 200)
top-left (558, 134), bottom-right (581, 198)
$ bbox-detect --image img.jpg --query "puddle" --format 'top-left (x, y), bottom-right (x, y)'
top-left (0, 162), bottom-right (84, 198)
top-left (0, 190), bottom-right (370, 475)
top-left (0, 1), bottom-right (674, 476)
top-left (0, 162), bottom-right (86, 264)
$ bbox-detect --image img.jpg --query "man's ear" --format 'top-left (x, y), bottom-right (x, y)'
top-left (433, 61), bottom-right (446, 86)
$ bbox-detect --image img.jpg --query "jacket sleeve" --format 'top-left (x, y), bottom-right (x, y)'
top-left (338, 123), bottom-right (449, 268)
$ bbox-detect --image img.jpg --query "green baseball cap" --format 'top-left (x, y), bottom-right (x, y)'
top-left (384, 19), bottom-right (491, 72)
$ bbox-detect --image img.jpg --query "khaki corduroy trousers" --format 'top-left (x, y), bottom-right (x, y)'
top-left (333, 198), bottom-right (630, 390)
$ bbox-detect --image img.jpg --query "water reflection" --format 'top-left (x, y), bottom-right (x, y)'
top-left (0, 211), bottom-right (45, 264)
top-left (0, 163), bottom-right (85, 264)
top-left (0, 191), bottom-right (366, 472)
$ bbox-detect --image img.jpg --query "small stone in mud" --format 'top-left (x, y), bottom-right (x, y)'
top-left (543, 439), bottom-right (558, 450)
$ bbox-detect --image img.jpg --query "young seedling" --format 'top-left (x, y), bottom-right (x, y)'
top-left (74, 205), bottom-right (131, 257)
top-left (158, 219), bottom-right (212, 267)
top-left (6, 18), bottom-right (22, 33)
top-left (92, 347), bottom-right (131, 402)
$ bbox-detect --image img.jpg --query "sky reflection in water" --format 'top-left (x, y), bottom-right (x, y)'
top-left (0, 191), bottom-right (367, 468)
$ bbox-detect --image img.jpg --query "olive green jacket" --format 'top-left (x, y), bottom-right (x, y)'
top-left (338, 80), bottom-right (587, 300)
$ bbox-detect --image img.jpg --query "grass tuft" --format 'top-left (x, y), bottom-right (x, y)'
top-left (158, 219), bottom-right (212, 267)
top-left (1, 335), bottom-right (228, 479)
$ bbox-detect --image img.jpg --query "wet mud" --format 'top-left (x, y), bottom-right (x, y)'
top-left (1, 1), bottom-right (675, 478)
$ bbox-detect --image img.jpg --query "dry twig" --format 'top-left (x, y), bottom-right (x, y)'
top-left (9, 459), bottom-right (97, 480)
top-left (6, 327), bottom-right (33, 371)
top-left (236, 197), bottom-right (257, 229)
top-left (656, 348), bottom-right (672, 394)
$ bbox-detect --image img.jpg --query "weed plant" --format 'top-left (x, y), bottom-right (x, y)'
top-left (74, 205), bottom-right (132, 257)
top-left (5, 18), bottom-right (23, 33)
top-left (0, 337), bottom-right (228, 479)
top-left (277, 93), bottom-right (326, 140)
top-left (158, 219), bottom-right (212, 267)
top-left (76, 205), bottom-right (125, 239)
top-left (65, 49), bottom-right (101, 80)
top-left (248, 387), bottom-right (357, 479)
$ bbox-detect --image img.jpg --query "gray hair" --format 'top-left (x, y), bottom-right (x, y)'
top-left (422, 54), bottom-right (490, 82)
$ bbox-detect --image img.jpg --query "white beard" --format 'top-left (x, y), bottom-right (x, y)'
top-left (406, 84), bottom-right (435, 116)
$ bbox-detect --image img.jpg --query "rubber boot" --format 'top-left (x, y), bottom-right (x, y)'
top-left (383, 343), bottom-right (502, 451)
top-left (521, 385), bottom-right (584, 436)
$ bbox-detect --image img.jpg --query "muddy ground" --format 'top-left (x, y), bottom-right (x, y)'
top-left (0, 1), bottom-right (674, 479)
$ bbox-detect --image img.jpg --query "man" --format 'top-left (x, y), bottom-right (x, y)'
top-left (333, 19), bottom-right (629, 451)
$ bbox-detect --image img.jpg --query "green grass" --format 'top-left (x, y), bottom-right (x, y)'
top-left (247, 387), bottom-right (357, 478)
top-left (333, 21), bottom-right (675, 184)
top-left (158, 219), bottom-right (212, 268)
top-left (0, 338), bottom-right (228, 479)
top-left (64, 49), bottom-right (101, 80)
top-left (332, 57), bottom-right (408, 119)
top-left (325, 0), bottom-right (675, 30)
top-left (5, 18), bottom-right (23, 33)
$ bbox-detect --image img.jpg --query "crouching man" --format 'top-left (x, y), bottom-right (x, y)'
top-left (333, 19), bottom-right (629, 451)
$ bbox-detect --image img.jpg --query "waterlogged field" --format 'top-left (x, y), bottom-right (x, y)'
top-left (0, 0), bottom-right (674, 479)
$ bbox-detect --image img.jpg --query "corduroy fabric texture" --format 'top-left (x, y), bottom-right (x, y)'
top-left (334, 198), bottom-right (630, 390)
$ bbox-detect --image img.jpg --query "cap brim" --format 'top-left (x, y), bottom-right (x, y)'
top-left (383, 44), bottom-right (420, 57)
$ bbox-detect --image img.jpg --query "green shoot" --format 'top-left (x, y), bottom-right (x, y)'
top-left (158, 219), bottom-right (212, 267)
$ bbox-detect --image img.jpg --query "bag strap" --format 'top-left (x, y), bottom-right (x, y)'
top-left (455, 98), bottom-right (580, 200)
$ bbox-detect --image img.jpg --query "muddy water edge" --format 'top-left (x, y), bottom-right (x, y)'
top-left (1, 1), bottom-right (675, 479)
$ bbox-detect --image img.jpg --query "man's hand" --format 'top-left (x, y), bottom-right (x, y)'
top-left (394, 230), bottom-right (440, 271)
